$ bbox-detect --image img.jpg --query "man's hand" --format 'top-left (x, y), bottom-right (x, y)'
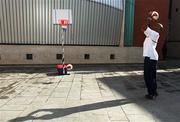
top-left (147, 17), bottom-right (152, 23)
top-left (148, 11), bottom-right (153, 17)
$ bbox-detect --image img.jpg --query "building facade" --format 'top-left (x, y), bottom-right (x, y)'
top-left (0, 0), bottom-right (178, 64)
top-left (167, 0), bottom-right (180, 59)
top-left (134, 0), bottom-right (169, 59)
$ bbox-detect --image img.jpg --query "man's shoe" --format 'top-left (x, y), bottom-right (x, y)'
top-left (154, 92), bottom-right (159, 97)
top-left (145, 94), bottom-right (156, 100)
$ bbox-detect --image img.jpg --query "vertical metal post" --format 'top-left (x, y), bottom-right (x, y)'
top-left (60, 28), bottom-right (66, 74)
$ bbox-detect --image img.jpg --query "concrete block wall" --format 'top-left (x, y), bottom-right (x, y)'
top-left (0, 45), bottom-right (143, 64)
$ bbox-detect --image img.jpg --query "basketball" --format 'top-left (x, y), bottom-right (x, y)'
top-left (151, 11), bottom-right (159, 20)
top-left (66, 64), bottom-right (73, 70)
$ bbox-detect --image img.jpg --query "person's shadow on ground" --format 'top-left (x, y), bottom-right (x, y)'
top-left (9, 99), bottom-right (131, 122)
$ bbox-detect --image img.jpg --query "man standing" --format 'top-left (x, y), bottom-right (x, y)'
top-left (141, 11), bottom-right (163, 100)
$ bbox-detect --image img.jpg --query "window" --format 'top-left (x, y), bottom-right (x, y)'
top-left (84, 54), bottom-right (90, 60)
top-left (56, 54), bottom-right (62, 60)
top-left (26, 54), bottom-right (33, 60)
top-left (110, 54), bottom-right (115, 60)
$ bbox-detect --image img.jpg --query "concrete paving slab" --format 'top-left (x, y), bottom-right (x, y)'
top-left (0, 64), bottom-right (180, 122)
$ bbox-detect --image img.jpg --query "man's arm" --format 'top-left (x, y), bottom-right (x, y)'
top-left (141, 11), bottom-right (154, 32)
top-left (141, 17), bottom-right (152, 32)
top-left (158, 23), bottom-right (163, 32)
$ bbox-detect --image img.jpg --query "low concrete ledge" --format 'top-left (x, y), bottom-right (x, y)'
top-left (0, 45), bottom-right (143, 64)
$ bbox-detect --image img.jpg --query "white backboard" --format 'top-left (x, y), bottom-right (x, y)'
top-left (53, 9), bottom-right (72, 24)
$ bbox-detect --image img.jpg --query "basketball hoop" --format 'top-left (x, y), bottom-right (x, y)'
top-left (58, 19), bottom-right (70, 29)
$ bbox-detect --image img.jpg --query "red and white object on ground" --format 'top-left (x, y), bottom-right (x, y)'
top-left (66, 64), bottom-right (73, 70)
top-left (56, 64), bottom-right (73, 75)
top-left (56, 64), bottom-right (73, 70)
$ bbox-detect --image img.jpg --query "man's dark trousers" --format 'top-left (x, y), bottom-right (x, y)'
top-left (144, 57), bottom-right (157, 95)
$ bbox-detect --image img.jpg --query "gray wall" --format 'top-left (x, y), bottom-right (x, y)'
top-left (169, 0), bottom-right (180, 41)
top-left (0, 45), bottom-right (143, 64)
top-left (0, 0), bottom-right (124, 46)
top-left (167, 0), bottom-right (180, 58)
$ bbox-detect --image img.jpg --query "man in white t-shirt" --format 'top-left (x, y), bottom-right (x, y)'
top-left (141, 11), bottom-right (163, 100)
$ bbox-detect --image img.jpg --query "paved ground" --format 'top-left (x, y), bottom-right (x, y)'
top-left (0, 64), bottom-right (180, 122)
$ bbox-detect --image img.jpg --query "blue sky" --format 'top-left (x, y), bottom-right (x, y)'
top-left (90, 0), bottom-right (124, 10)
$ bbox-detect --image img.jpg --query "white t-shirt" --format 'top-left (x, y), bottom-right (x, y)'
top-left (143, 27), bottom-right (160, 60)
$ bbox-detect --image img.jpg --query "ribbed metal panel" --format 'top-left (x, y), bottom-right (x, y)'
top-left (0, 0), bottom-right (124, 46)
top-left (124, 0), bottom-right (135, 46)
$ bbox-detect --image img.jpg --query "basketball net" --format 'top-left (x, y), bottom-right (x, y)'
top-left (58, 19), bottom-right (70, 29)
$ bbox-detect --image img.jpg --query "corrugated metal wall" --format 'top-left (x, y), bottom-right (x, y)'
top-left (0, 0), bottom-right (124, 46)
